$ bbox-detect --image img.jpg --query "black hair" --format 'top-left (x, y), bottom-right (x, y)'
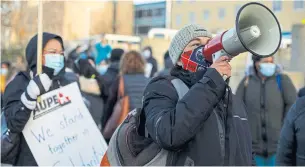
top-left (110, 48), bottom-right (124, 62)
top-left (1, 61), bottom-right (11, 68)
top-left (143, 46), bottom-right (153, 57)
top-left (164, 50), bottom-right (170, 60)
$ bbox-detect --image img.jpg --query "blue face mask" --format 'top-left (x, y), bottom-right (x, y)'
top-left (45, 54), bottom-right (64, 75)
top-left (97, 65), bottom-right (108, 75)
top-left (259, 63), bottom-right (276, 77)
top-left (1, 68), bottom-right (8, 75)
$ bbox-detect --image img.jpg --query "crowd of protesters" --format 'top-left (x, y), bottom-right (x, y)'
top-left (1, 24), bottom-right (305, 166)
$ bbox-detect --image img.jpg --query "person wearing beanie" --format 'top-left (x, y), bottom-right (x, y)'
top-left (142, 24), bottom-right (253, 165)
top-left (236, 54), bottom-right (296, 166)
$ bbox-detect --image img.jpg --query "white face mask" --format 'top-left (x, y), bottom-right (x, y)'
top-left (142, 50), bottom-right (151, 59)
top-left (44, 54), bottom-right (64, 75)
top-left (97, 65), bottom-right (108, 75)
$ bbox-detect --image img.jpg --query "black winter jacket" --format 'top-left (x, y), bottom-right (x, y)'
top-left (276, 96), bottom-right (305, 166)
top-left (298, 87), bottom-right (305, 98)
top-left (3, 33), bottom-right (70, 166)
top-left (142, 66), bottom-right (254, 166)
top-left (236, 67), bottom-right (296, 156)
top-left (100, 62), bottom-right (120, 101)
top-left (3, 71), bottom-right (70, 166)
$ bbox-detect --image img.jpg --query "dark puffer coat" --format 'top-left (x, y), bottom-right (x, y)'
top-left (142, 66), bottom-right (254, 165)
top-left (3, 33), bottom-right (70, 166)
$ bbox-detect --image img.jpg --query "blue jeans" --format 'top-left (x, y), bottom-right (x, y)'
top-left (255, 154), bottom-right (276, 166)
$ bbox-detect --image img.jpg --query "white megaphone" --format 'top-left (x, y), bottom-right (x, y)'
top-left (204, 2), bottom-right (282, 63)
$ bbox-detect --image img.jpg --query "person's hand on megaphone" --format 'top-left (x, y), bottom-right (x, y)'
top-left (210, 56), bottom-right (232, 79)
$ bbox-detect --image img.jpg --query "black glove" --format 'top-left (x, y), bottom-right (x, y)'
top-left (76, 59), bottom-right (99, 79)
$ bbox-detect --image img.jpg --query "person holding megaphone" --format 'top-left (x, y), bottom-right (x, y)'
top-left (100, 2), bottom-right (283, 166)
top-left (141, 24), bottom-right (254, 166)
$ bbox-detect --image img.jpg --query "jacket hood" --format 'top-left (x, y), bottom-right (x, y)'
top-left (110, 48), bottom-right (124, 62)
top-left (108, 62), bottom-right (120, 72)
top-left (26, 32), bottom-right (64, 71)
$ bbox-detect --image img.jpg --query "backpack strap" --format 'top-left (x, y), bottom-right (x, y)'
top-left (118, 76), bottom-right (125, 98)
top-left (276, 74), bottom-right (285, 112)
top-left (276, 74), bottom-right (282, 92)
top-left (171, 78), bottom-right (189, 100)
top-left (143, 76), bottom-right (189, 138)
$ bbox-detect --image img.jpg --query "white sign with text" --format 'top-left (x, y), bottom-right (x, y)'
top-left (23, 82), bottom-right (108, 166)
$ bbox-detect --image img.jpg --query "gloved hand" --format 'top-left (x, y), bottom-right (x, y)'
top-left (21, 73), bottom-right (53, 110)
top-left (77, 59), bottom-right (99, 79)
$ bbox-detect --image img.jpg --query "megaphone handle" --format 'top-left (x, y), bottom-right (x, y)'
top-left (212, 50), bottom-right (228, 62)
top-left (212, 50), bottom-right (232, 81)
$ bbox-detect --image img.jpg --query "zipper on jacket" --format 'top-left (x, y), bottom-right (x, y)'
top-left (260, 79), bottom-right (268, 157)
top-left (57, 80), bottom-right (62, 88)
top-left (223, 86), bottom-right (232, 165)
top-left (214, 110), bottom-right (225, 165)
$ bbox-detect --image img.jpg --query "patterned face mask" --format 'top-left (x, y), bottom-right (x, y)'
top-left (180, 45), bottom-right (212, 72)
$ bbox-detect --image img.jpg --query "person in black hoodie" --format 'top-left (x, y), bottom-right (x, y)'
top-left (298, 86), bottom-right (305, 98)
top-left (155, 50), bottom-right (173, 77)
top-left (65, 48), bottom-right (107, 130)
top-left (2, 32), bottom-right (70, 166)
top-left (73, 57), bottom-right (105, 129)
top-left (142, 24), bottom-right (253, 165)
top-left (142, 46), bottom-right (158, 78)
top-left (100, 48), bottom-right (124, 101)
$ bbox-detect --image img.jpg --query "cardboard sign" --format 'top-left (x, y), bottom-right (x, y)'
top-left (23, 82), bottom-right (108, 166)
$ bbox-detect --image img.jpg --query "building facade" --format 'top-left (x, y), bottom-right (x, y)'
top-left (169, 0), bottom-right (304, 92)
top-left (134, 1), bottom-right (166, 35)
top-left (170, 0), bottom-right (305, 33)
top-left (7, 1), bottom-right (134, 46)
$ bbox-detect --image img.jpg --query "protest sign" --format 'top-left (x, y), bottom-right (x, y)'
top-left (23, 82), bottom-right (108, 166)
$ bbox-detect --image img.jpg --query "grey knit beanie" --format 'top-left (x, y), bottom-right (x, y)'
top-left (169, 24), bottom-right (212, 65)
